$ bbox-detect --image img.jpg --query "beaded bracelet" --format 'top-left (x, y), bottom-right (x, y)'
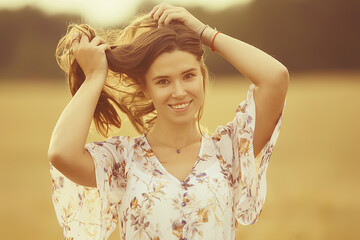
top-left (211, 31), bottom-right (221, 52)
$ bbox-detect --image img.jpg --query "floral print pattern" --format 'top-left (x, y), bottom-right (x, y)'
top-left (50, 84), bottom-right (285, 239)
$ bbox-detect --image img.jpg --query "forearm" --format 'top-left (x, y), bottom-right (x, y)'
top-left (201, 27), bottom-right (288, 86)
top-left (48, 77), bottom-right (105, 161)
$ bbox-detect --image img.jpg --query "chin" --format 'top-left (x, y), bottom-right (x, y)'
top-left (170, 112), bottom-right (199, 126)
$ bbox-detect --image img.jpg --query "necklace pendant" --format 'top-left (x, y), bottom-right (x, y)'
top-left (176, 148), bottom-right (180, 154)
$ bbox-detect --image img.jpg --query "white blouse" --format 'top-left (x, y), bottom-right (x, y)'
top-left (50, 84), bottom-right (285, 239)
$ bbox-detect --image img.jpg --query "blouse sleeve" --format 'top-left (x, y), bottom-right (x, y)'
top-left (212, 84), bottom-right (286, 225)
top-left (50, 135), bottom-right (130, 239)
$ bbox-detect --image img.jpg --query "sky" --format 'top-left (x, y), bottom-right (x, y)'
top-left (0, 0), bottom-right (252, 26)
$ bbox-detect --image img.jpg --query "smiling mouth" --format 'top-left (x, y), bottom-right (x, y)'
top-left (169, 100), bottom-right (192, 110)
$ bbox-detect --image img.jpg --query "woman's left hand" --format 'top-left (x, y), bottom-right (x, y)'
top-left (150, 2), bottom-right (206, 35)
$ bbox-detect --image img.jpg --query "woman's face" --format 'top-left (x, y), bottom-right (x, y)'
top-left (144, 50), bottom-right (204, 126)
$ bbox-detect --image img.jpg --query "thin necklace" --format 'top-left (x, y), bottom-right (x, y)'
top-left (149, 131), bottom-right (201, 154)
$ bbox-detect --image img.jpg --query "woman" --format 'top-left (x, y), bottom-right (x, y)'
top-left (49, 2), bottom-right (288, 239)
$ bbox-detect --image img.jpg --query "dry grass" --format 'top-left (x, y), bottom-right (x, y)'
top-left (1, 71), bottom-right (359, 239)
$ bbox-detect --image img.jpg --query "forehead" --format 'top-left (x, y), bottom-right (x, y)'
top-left (145, 50), bottom-right (200, 78)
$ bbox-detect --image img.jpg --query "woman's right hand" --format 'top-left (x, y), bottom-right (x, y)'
top-left (71, 34), bottom-right (110, 80)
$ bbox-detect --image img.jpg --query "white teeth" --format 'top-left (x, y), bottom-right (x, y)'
top-left (171, 102), bottom-right (190, 109)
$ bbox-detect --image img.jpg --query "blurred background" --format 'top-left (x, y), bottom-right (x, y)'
top-left (0, 0), bottom-right (359, 239)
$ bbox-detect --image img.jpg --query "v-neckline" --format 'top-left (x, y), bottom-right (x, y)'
top-left (142, 134), bottom-right (205, 184)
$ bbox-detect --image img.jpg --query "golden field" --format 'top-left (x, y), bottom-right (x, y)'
top-left (0, 72), bottom-right (359, 239)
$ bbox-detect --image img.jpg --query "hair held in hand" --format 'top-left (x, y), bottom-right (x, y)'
top-left (55, 13), bottom-right (209, 137)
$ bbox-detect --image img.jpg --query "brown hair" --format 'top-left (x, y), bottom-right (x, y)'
top-left (55, 13), bottom-right (210, 137)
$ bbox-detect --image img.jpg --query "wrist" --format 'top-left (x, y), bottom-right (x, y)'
top-left (84, 71), bottom-right (107, 84)
top-left (200, 26), bottom-right (217, 47)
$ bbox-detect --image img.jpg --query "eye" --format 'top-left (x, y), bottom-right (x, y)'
top-left (156, 79), bottom-right (169, 85)
top-left (184, 73), bottom-right (195, 79)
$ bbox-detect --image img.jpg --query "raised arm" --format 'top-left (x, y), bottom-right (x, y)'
top-left (151, 3), bottom-right (289, 157)
top-left (201, 28), bottom-right (288, 157)
top-left (48, 34), bottom-right (110, 187)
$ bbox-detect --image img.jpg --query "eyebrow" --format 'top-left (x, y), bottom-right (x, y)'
top-left (151, 68), bottom-right (197, 81)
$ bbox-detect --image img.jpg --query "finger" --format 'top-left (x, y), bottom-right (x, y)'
top-left (151, 6), bottom-right (164, 21)
top-left (70, 38), bottom-right (80, 50)
top-left (152, 3), bottom-right (172, 21)
top-left (69, 33), bottom-right (80, 49)
top-left (90, 36), bottom-right (106, 46)
top-left (97, 43), bottom-right (111, 52)
top-left (150, 5), bottom-right (159, 16)
top-left (150, 2), bottom-right (170, 17)
top-left (69, 33), bottom-right (79, 43)
top-left (163, 12), bottom-right (183, 27)
top-left (79, 33), bottom-right (90, 45)
top-left (158, 9), bottom-right (179, 28)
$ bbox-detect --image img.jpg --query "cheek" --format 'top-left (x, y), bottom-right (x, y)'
top-left (192, 79), bottom-right (205, 99)
top-left (149, 89), bottom-right (168, 108)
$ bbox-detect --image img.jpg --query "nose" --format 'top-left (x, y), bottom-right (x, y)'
top-left (171, 80), bottom-right (187, 99)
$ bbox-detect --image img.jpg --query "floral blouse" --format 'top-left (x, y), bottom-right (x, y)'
top-left (50, 84), bottom-right (285, 240)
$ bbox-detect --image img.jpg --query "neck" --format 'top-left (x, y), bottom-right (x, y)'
top-left (150, 118), bottom-right (201, 148)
